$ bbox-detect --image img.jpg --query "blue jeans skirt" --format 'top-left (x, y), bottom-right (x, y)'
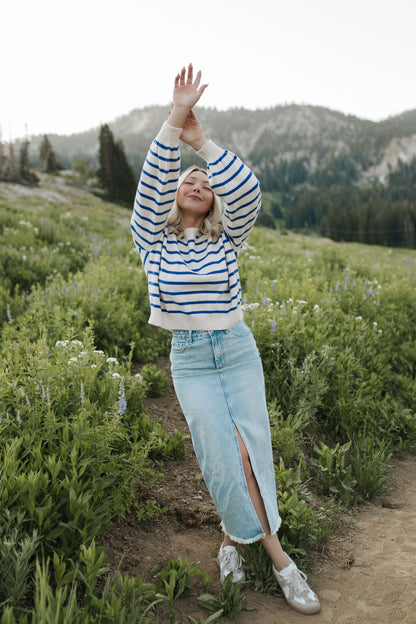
top-left (170, 320), bottom-right (281, 544)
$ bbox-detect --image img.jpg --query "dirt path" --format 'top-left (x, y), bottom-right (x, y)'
top-left (101, 359), bottom-right (416, 623)
top-left (237, 452), bottom-right (416, 624)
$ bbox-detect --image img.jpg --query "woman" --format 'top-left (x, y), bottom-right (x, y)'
top-left (131, 64), bottom-right (320, 616)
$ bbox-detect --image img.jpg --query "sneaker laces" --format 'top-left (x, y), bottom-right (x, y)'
top-left (285, 568), bottom-right (313, 599)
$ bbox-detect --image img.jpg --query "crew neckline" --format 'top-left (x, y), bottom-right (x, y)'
top-left (183, 227), bottom-right (199, 240)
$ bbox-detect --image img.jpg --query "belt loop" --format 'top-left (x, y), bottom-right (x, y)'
top-left (188, 330), bottom-right (192, 342)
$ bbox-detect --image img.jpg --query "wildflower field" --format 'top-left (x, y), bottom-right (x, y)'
top-left (0, 176), bottom-right (415, 622)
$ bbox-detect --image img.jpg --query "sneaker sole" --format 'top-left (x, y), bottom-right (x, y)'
top-left (283, 596), bottom-right (321, 615)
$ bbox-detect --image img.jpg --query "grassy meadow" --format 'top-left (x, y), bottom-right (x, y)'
top-left (0, 175), bottom-right (415, 622)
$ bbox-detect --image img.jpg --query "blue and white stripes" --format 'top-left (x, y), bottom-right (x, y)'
top-left (131, 122), bottom-right (262, 330)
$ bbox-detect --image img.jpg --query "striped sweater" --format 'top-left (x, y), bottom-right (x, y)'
top-left (130, 121), bottom-right (262, 331)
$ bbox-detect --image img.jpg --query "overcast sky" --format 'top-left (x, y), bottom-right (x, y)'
top-left (2, 0), bottom-right (416, 139)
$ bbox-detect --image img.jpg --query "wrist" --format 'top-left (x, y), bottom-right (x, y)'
top-left (189, 135), bottom-right (208, 152)
top-left (168, 104), bottom-right (192, 128)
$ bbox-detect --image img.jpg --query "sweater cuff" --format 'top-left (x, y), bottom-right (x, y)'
top-left (156, 121), bottom-right (182, 147)
top-left (196, 139), bottom-right (225, 164)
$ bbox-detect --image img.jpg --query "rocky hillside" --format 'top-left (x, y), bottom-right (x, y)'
top-left (27, 104), bottom-right (416, 186)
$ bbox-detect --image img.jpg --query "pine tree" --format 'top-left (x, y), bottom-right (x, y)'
top-left (97, 124), bottom-right (137, 205)
top-left (19, 139), bottom-right (39, 185)
top-left (39, 135), bottom-right (61, 172)
top-left (0, 141), bottom-right (6, 179)
top-left (5, 143), bottom-right (18, 181)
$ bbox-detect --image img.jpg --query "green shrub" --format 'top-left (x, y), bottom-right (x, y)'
top-left (269, 403), bottom-right (307, 466)
top-left (275, 461), bottom-right (334, 559)
top-left (350, 436), bottom-right (393, 500)
top-left (310, 441), bottom-right (356, 504)
top-left (0, 510), bottom-right (39, 609)
top-left (198, 573), bottom-right (245, 620)
top-left (140, 364), bottom-right (170, 398)
top-left (0, 326), bottom-right (182, 566)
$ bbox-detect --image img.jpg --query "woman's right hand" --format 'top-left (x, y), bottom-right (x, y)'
top-left (168, 64), bottom-right (208, 131)
top-left (172, 63), bottom-right (208, 110)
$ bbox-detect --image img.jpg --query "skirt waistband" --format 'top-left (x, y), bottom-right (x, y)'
top-left (171, 320), bottom-right (245, 340)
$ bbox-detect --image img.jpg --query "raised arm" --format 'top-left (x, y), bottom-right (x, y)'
top-left (202, 146), bottom-right (262, 252)
top-left (171, 66), bottom-right (262, 251)
top-left (131, 64), bottom-right (208, 251)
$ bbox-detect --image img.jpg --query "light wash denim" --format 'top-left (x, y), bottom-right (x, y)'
top-left (170, 320), bottom-right (281, 544)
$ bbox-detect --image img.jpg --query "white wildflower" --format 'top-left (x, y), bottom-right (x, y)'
top-left (112, 372), bottom-right (121, 379)
top-left (106, 357), bottom-right (118, 364)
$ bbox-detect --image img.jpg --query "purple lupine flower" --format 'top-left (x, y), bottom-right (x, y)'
top-left (271, 318), bottom-right (277, 333)
top-left (118, 378), bottom-right (127, 415)
top-left (80, 382), bottom-right (85, 407)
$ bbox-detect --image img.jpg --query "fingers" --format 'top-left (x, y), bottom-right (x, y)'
top-left (174, 63), bottom-right (203, 88)
top-left (197, 83), bottom-right (208, 97)
top-left (186, 63), bottom-right (193, 84)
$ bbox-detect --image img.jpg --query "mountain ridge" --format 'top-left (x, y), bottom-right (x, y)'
top-left (24, 104), bottom-right (416, 184)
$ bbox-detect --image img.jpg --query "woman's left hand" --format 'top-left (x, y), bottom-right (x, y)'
top-left (179, 109), bottom-right (207, 151)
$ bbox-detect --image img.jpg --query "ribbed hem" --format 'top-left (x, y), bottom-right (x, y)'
top-left (156, 121), bottom-right (182, 146)
top-left (148, 307), bottom-right (243, 331)
top-left (220, 518), bottom-right (282, 545)
top-left (197, 139), bottom-right (225, 164)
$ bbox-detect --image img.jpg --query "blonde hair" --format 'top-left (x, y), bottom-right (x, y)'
top-left (167, 166), bottom-right (223, 240)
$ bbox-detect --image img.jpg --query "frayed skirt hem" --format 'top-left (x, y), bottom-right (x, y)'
top-left (220, 518), bottom-right (282, 545)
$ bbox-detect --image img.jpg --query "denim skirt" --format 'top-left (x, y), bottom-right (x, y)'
top-left (170, 320), bottom-right (281, 544)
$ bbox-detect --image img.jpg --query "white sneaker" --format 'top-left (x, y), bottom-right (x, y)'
top-left (216, 544), bottom-right (245, 584)
top-left (273, 558), bottom-right (321, 615)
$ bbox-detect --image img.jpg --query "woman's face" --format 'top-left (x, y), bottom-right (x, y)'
top-left (177, 170), bottom-right (214, 227)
